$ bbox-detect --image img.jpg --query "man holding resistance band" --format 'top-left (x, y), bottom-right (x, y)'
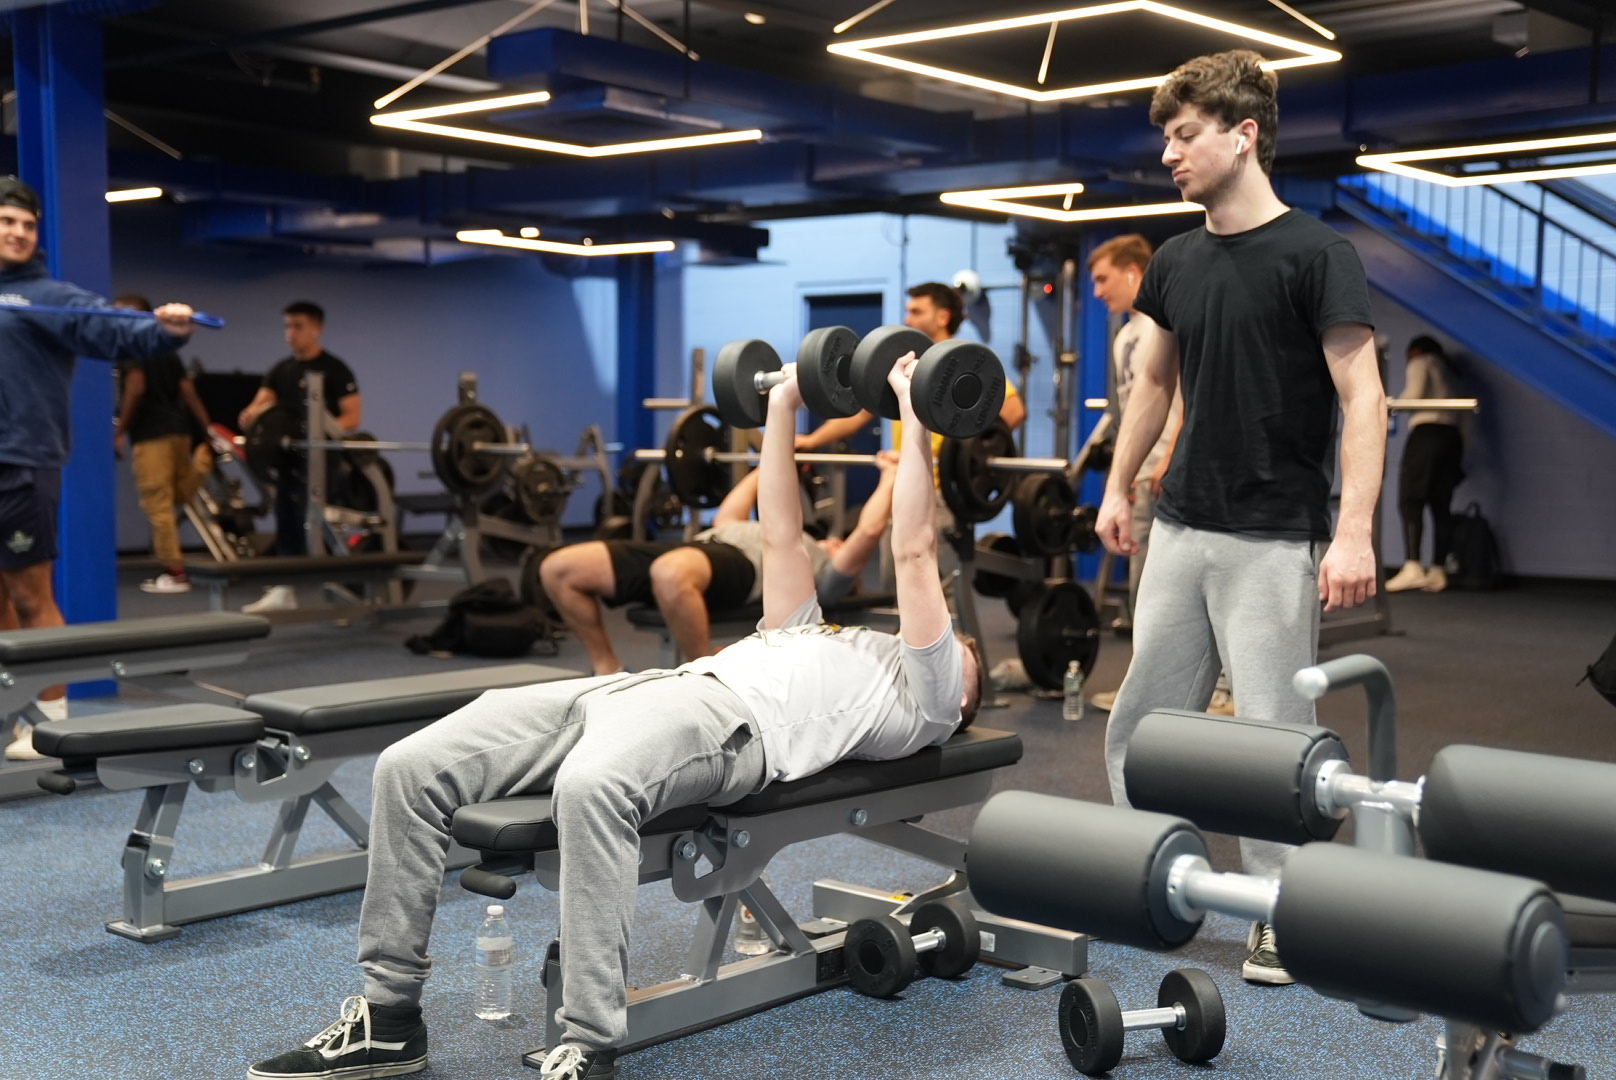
top-left (247, 351), bottom-right (986, 1080)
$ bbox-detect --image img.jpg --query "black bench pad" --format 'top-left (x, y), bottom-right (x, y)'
top-left (452, 726), bottom-right (1022, 853)
top-left (0, 613), bottom-right (270, 666)
top-left (35, 704), bottom-right (265, 758)
top-left (183, 552), bottom-right (428, 581)
top-left (625, 593), bottom-right (897, 630)
top-left (243, 663), bottom-right (579, 735)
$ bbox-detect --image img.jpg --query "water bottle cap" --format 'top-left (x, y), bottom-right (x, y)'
top-left (487, 904), bottom-right (505, 916)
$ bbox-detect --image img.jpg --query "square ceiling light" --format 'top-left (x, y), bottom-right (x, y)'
top-left (372, 90), bottom-right (763, 158)
top-left (827, 1), bottom-right (1340, 103)
top-left (941, 182), bottom-right (1204, 222)
top-left (1357, 132), bottom-right (1616, 187)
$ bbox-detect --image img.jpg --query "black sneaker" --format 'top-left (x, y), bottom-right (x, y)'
top-left (537, 1044), bottom-right (619, 1080)
top-left (248, 997), bottom-right (427, 1079)
top-left (1242, 921), bottom-right (1297, 986)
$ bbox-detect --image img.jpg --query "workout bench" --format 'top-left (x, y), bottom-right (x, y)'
top-left (626, 593), bottom-right (898, 668)
top-left (0, 612), bottom-right (271, 801)
top-left (183, 551), bottom-right (429, 623)
top-left (36, 662), bottom-right (577, 941)
top-left (452, 725), bottom-right (1088, 1065)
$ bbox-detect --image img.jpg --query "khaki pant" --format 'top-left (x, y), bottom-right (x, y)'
top-left (131, 434), bottom-right (205, 567)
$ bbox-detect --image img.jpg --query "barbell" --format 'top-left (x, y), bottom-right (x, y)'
top-left (0, 301), bottom-right (226, 328)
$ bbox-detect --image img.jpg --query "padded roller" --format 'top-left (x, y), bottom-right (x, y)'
top-left (1274, 844), bottom-right (1567, 1034)
top-left (1419, 745), bottom-right (1616, 904)
top-left (1124, 711), bottom-right (1348, 845)
top-left (968, 791), bottom-right (1206, 950)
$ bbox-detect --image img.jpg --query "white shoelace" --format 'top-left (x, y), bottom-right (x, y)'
top-left (540, 1044), bottom-right (588, 1079)
top-left (1257, 923), bottom-right (1279, 955)
top-left (304, 996), bottom-right (371, 1057)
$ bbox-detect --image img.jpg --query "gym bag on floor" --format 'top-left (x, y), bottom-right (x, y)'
top-left (1444, 502), bottom-right (1501, 590)
top-left (406, 578), bottom-right (559, 658)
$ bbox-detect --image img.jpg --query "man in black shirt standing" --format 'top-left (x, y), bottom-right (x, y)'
top-left (1094, 51), bottom-right (1385, 986)
top-left (237, 300), bottom-right (362, 612)
top-left (112, 294), bottom-right (217, 595)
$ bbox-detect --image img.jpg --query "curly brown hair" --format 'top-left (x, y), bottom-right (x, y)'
top-left (1149, 50), bottom-right (1279, 175)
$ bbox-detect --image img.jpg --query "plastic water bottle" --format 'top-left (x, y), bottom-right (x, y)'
top-left (733, 873), bottom-right (773, 956)
top-left (475, 904), bottom-right (514, 1020)
top-left (1062, 661), bottom-right (1085, 722)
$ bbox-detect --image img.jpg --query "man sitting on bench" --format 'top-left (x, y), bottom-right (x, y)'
top-left (540, 449), bottom-right (898, 675)
top-left (248, 354), bottom-right (986, 1080)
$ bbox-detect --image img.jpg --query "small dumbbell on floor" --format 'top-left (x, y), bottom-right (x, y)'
top-left (843, 897), bottom-right (981, 998)
top-left (1059, 969), bottom-right (1225, 1076)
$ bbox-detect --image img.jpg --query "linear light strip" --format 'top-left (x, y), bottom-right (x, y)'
top-left (1357, 131), bottom-right (1616, 187)
top-left (373, 0), bottom-right (560, 110)
top-left (941, 185), bottom-right (1204, 223)
top-left (373, 113), bottom-right (763, 158)
top-left (833, 0), bottom-right (899, 36)
top-left (1262, 0), bottom-right (1336, 41)
top-left (374, 89), bottom-right (553, 122)
top-left (105, 187), bottom-right (164, 202)
top-left (457, 229), bottom-right (675, 256)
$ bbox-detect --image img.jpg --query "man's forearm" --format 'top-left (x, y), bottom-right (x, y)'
top-left (1104, 381), bottom-right (1172, 499)
top-left (760, 398), bottom-right (804, 548)
top-left (799, 412), bottom-right (870, 449)
top-left (891, 408), bottom-right (936, 560)
top-left (1335, 393), bottom-right (1387, 537)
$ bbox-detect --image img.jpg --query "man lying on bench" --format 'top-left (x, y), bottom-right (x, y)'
top-left (539, 448), bottom-right (897, 675)
top-left (249, 353), bottom-right (987, 1080)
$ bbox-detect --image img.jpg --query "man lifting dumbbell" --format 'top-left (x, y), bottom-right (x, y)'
top-left (540, 454), bottom-right (899, 676)
top-left (247, 351), bottom-right (984, 1080)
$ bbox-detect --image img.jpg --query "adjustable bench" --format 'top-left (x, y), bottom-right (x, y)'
top-left (626, 593), bottom-right (898, 668)
top-left (37, 662), bottom-right (578, 941)
top-left (0, 612), bottom-right (271, 801)
top-left (183, 551), bottom-right (429, 622)
top-left (451, 726), bottom-right (1087, 1065)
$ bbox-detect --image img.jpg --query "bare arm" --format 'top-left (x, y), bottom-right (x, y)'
top-left (997, 388), bottom-right (1026, 431)
top-left (796, 409), bottom-right (873, 450)
top-left (335, 393), bottom-right (362, 433)
top-left (1097, 314), bottom-right (1178, 555)
top-left (830, 450), bottom-right (898, 578)
top-left (888, 356), bottom-right (950, 648)
top-left (1149, 387), bottom-right (1184, 495)
top-left (1318, 323), bottom-right (1386, 611)
top-left (239, 387), bottom-right (277, 430)
top-left (760, 367), bottom-right (817, 628)
top-left (178, 378), bottom-right (212, 433)
top-left (712, 466), bottom-right (762, 528)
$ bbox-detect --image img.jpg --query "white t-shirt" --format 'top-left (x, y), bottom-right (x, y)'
top-left (695, 521), bottom-right (846, 604)
top-left (1113, 317), bottom-right (1182, 485)
top-left (683, 595), bottom-right (963, 783)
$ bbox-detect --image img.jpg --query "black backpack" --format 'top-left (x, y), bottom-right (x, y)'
top-left (1444, 502), bottom-right (1502, 590)
top-left (1580, 633), bottom-right (1616, 712)
top-left (406, 578), bottom-right (560, 659)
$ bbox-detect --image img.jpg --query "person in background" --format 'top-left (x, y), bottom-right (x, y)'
top-left (1385, 335), bottom-right (1465, 594)
top-left (112, 293), bottom-right (216, 595)
top-left (236, 301), bottom-right (361, 613)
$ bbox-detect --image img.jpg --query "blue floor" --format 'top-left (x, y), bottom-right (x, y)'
top-left (2, 576), bottom-right (1613, 1079)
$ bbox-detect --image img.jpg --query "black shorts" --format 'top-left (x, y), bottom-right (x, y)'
top-left (0, 464), bottom-right (60, 571)
top-left (602, 539), bottom-right (757, 611)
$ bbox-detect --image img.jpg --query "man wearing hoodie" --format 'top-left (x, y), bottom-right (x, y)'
top-left (0, 176), bottom-right (198, 760)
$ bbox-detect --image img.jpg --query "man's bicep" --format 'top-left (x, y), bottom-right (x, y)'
top-left (1132, 314), bottom-right (1179, 391)
top-left (1322, 323), bottom-right (1380, 400)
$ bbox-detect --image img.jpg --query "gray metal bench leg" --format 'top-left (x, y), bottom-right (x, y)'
top-left (107, 782), bottom-right (189, 942)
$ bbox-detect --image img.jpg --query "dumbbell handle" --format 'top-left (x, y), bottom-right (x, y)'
top-left (1121, 1004), bottom-right (1186, 1033)
top-left (753, 370), bottom-right (789, 393)
top-left (910, 927), bottom-right (946, 953)
top-left (1165, 854), bottom-right (1280, 925)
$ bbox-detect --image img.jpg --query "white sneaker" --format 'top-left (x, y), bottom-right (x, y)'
top-left (140, 573), bottom-right (192, 595)
top-left (33, 696), bottom-right (67, 722)
top-left (1385, 561), bottom-right (1430, 593)
top-left (243, 585), bottom-right (298, 613)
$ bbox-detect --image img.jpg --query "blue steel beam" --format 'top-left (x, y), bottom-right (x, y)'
top-left (13, 6), bottom-right (118, 640)
top-left (616, 255), bottom-right (658, 454)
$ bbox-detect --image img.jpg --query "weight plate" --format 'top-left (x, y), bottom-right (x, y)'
top-left (514, 455), bottom-right (569, 525)
top-left (1085, 436), bottom-right (1115, 475)
top-left (430, 403), bottom-right (508, 495)
top-left (340, 455), bottom-right (395, 514)
top-left (911, 338), bottom-right (1006, 439)
top-left (1006, 578), bottom-right (1042, 618)
top-left (911, 898), bottom-right (980, 980)
top-left (844, 915), bottom-right (919, 999)
top-left (1072, 503), bottom-right (1101, 554)
top-left (937, 422), bottom-right (1016, 524)
top-left (1016, 580), bottom-right (1102, 689)
top-left (343, 430), bottom-right (381, 474)
top-left (849, 325), bottom-right (931, 420)
top-left (663, 406), bottom-right (731, 508)
top-left (712, 338), bottom-right (782, 429)
top-left (971, 533), bottom-right (1021, 598)
top-left (796, 325), bottom-right (862, 419)
top-left (1058, 978), bottom-right (1126, 1076)
top-left (242, 404), bottom-right (301, 487)
top-left (478, 492), bottom-right (533, 561)
top-left (1158, 968), bottom-right (1226, 1065)
top-left (1011, 472), bottom-right (1079, 556)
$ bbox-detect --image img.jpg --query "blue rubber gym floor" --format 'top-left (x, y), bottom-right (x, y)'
top-left (1, 575), bottom-right (1612, 1080)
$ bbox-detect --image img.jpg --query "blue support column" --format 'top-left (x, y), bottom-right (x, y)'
top-left (13, 10), bottom-right (118, 639)
top-left (1074, 233), bottom-right (1112, 583)
top-left (615, 255), bottom-right (657, 453)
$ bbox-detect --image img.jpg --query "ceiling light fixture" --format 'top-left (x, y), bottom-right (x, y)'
top-left (1261, 0), bottom-right (1336, 41)
top-left (940, 182), bottom-right (1204, 223)
top-left (1356, 132), bottom-right (1616, 187)
top-left (828, 1), bottom-right (1340, 103)
top-left (744, 11), bottom-right (767, 24)
top-left (105, 187), bottom-right (164, 203)
top-left (372, 91), bottom-right (761, 157)
top-left (457, 228), bottom-right (676, 256)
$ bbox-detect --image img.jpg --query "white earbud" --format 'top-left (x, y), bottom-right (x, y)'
top-left (1237, 136), bottom-right (1248, 153)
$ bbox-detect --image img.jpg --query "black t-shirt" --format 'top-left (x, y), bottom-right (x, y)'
top-left (264, 352), bottom-right (359, 419)
top-left (1133, 209), bottom-right (1374, 540)
top-left (123, 353), bottom-right (193, 443)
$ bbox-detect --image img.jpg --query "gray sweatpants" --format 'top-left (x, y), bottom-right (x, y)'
top-left (357, 671), bottom-right (766, 1051)
top-left (1104, 518), bottom-right (1322, 878)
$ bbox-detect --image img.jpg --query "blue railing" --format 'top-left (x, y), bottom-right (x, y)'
top-left (1339, 173), bottom-right (1616, 349)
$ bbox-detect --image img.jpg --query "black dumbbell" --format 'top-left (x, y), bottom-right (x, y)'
top-left (712, 327), bottom-right (862, 429)
top-left (1058, 969), bottom-right (1225, 1076)
top-left (848, 325), bottom-right (1007, 439)
top-left (843, 897), bottom-right (981, 998)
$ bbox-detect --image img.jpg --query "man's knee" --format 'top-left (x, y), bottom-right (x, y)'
top-left (0, 566), bottom-right (54, 621)
top-left (648, 552), bottom-right (703, 600)
top-left (551, 752), bottom-right (636, 823)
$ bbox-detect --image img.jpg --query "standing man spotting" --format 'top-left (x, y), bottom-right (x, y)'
top-left (0, 177), bottom-right (198, 759)
top-left (1093, 51), bottom-right (1385, 985)
top-left (237, 301), bottom-right (362, 612)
